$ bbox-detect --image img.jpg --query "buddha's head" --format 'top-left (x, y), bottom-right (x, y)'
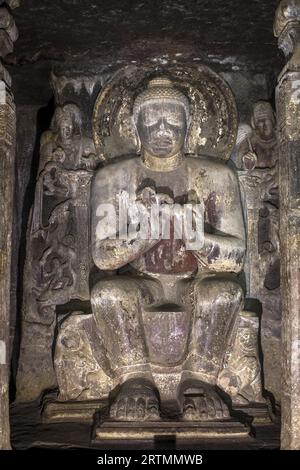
top-left (133, 77), bottom-right (190, 158)
top-left (252, 101), bottom-right (276, 142)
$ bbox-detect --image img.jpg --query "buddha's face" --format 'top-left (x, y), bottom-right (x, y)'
top-left (58, 115), bottom-right (74, 142)
top-left (254, 115), bottom-right (275, 141)
top-left (136, 101), bottom-right (187, 158)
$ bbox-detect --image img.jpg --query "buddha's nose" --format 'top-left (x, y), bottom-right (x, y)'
top-left (158, 118), bottom-right (167, 131)
top-left (157, 120), bottom-right (172, 138)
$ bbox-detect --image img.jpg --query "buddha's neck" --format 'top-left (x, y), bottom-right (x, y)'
top-left (141, 150), bottom-right (185, 172)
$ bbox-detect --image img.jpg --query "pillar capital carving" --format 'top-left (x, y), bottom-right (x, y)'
top-left (0, 6), bottom-right (18, 58)
top-left (275, 0), bottom-right (300, 37)
top-left (0, 1), bottom-right (21, 10)
top-left (0, 7), bottom-right (18, 42)
top-left (0, 5), bottom-right (18, 89)
top-left (275, 0), bottom-right (300, 65)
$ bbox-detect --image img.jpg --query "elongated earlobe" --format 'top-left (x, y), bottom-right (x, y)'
top-left (135, 132), bottom-right (141, 154)
top-left (183, 134), bottom-right (189, 153)
top-left (183, 120), bottom-right (191, 153)
top-left (132, 115), bottom-right (141, 154)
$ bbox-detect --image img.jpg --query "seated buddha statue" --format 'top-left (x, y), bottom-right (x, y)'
top-left (90, 76), bottom-right (246, 421)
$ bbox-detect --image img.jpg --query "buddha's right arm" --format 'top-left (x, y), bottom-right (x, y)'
top-left (91, 168), bottom-right (162, 269)
top-left (92, 237), bottom-right (160, 271)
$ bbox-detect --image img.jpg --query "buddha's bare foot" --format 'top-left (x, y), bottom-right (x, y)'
top-left (110, 379), bottom-right (160, 421)
top-left (182, 382), bottom-right (230, 421)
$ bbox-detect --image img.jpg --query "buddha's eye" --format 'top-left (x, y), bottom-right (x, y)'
top-left (142, 116), bottom-right (159, 126)
top-left (166, 116), bottom-right (181, 126)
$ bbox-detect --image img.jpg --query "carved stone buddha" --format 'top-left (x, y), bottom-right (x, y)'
top-left (18, 69), bottom-right (265, 431)
top-left (87, 77), bottom-right (246, 421)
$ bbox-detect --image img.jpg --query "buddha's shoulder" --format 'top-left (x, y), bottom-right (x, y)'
top-left (186, 155), bottom-right (237, 179)
top-left (93, 155), bottom-right (139, 183)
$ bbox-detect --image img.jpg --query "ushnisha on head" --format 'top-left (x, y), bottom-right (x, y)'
top-left (133, 77), bottom-right (191, 159)
top-left (251, 101), bottom-right (276, 142)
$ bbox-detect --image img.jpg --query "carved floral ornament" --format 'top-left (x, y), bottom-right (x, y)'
top-left (92, 65), bottom-right (238, 163)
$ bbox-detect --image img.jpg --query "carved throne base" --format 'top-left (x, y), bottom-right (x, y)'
top-left (42, 396), bottom-right (251, 444)
top-left (42, 396), bottom-right (271, 430)
top-left (42, 392), bottom-right (251, 444)
top-left (43, 306), bottom-right (269, 435)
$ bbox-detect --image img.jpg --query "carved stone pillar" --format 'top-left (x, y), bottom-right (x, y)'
top-left (274, 0), bottom-right (300, 450)
top-left (0, 1), bottom-right (19, 450)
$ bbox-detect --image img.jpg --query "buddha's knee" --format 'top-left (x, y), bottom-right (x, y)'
top-left (91, 278), bottom-right (142, 319)
top-left (194, 279), bottom-right (244, 312)
top-left (91, 279), bottom-right (149, 368)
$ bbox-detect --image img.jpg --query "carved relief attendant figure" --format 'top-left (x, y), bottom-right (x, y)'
top-left (235, 101), bottom-right (280, 403)
top-left (39, 103), bottom-right (97, 172)
top-left (236, 101), bottom-right (279, 292)
top-left (17, 103), bottom-right (95, 400)
top-left (237, 101), bottom-right (278, 172)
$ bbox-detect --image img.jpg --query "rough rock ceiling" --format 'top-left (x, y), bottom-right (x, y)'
top-left (11, 0), bottom-right (282, 65)
top-left (8, 0), bottom-right (283, 105)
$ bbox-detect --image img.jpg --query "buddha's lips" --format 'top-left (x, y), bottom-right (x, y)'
top-left (152, 139), bottom-right (173, 148)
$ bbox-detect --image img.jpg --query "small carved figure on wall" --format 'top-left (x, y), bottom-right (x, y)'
top-left (39, 103), bottom-right (97, 172)
top-left (237, 101), bottom-right (278, 172)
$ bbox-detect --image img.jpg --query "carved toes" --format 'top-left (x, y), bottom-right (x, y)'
top-left (146, 398), bottom-right (160, 420)
top-left (182, 389), bottom-right (230, 421)
top-left (109, 394), bottom-right (160, 421)
top-left (183, 397), bottom-right (197, 419)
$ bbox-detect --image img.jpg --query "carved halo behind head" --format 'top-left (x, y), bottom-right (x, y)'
top-left (92, 65), bottom-right (238, 163)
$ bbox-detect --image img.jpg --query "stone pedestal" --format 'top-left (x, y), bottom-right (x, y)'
top-left (43, 398), bottom-right (108, 424)
top-left (93, 420), bottom-right (250, 447)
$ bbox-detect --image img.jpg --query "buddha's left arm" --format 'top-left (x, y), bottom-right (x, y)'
top-left (193, 167), bottom-right (246, 274)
